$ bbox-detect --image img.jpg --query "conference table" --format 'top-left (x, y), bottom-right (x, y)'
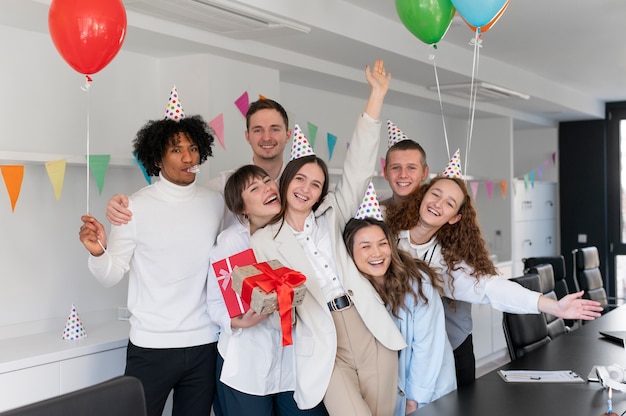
top-left (410, 305), bottom-right (626, 415)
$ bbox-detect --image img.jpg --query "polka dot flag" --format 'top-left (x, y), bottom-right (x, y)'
top-left (164, 85), bottom-right (186, 121)
top-left (290, 124), bottom-right (315, 160)
top-left (355, 182), bottom-right (383, 221)
top-left (62, 304), bottom-right (87, 341)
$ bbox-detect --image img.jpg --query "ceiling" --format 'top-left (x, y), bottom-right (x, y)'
top-left (5, 0), bottom-right (626, 129)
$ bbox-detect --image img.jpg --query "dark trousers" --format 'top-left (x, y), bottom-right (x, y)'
top-left (453, 333), bottom-right (476, 388)
top-left (215, 353), bottom-right (328, 416)
top-left (125, 341), bottom-right (217, 416)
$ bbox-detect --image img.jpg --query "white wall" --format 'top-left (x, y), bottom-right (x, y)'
top-left (513, 128), bottom-right (558, 182)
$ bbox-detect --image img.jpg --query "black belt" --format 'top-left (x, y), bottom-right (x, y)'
top-left (327, 294), bottom-right (352, 312)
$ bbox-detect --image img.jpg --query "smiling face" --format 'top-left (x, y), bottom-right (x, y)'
top-left (241, 174), bottom-right (280, 228)
top-left (157, 132), bottom-right (200, 186)
top-left (351, 224), bottom-right (391, 281)
top-left (245, 108), bottom-right (291, 162)
top-left (285, 162), bottom-right (325, 216)
top-left (419, 178), bottom-right (465, 229)
top-left (384, 148), bottom-right (430, 201)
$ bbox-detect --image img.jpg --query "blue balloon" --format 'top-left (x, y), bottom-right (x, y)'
top-left (451, 0), bottom-right (507, 28)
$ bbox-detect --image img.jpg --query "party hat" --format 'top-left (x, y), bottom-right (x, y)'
top-left (355, 182), bottom-right (383, 221)
top-left (442, 149), bottom-right (462, 178)
top-left (387, 120), bottom-right (411, 148)
top-left (62, 304), bottom-right (87, 340)
top-left (164, 85), bottom-right (186, 121)
top-left (290, 124), bottom-right (315, 160)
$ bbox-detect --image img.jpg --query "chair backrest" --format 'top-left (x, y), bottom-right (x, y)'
top-left (527, 264), bottom-right (568, 339)
top-left (523, 255), bottom-right (574, 298)
top-left (573, 246), bottom-right (608, 308)
top-left (0, 376), bottom-right (146, 416)
top-left (502, 273), bottom-right (552, 360)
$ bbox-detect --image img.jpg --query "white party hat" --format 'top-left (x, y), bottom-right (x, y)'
top-left (164, 85), bottom-right (186, 121)
top-left (290, 124), bottom-right (315, 160)
top-left (442, 149), bottom-right (462, 178)
top-left (62, 304), bottom-right (87, 340)
top-left (355, 182), bottom-right (383, 221)
top-left (387, 120), bottom-right (411, 148)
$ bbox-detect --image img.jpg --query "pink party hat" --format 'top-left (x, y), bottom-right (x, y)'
top-left (164, 85), bottom-right (186, 121)
top-left (442, 149), bottom-right (463, 178)
top-left (62, 304), bottom-right (87, 341)
top-left (355, 182), bottom-right (383, 221)
top-left (290, 124), bottom-right (315, 160)
top-left (387, 120), bottom-right (410, 148)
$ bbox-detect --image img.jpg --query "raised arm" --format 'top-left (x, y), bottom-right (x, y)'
top-left (363, 59), bottom-right (391, 120)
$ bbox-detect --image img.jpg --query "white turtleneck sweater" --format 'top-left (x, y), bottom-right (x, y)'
top-left (88, 173), bottom-right (224, 349)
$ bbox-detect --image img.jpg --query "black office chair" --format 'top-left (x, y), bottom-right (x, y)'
top-left (502, 273), bottom-right (552, 360)
top-left (527, 264), bottom-right (569, 339)
top-left (523, 255), bottom-right (576, 299)
top-left (0, 376), bottom-right (146, 416)
top-left (572, 246), bottom-right (618, 313)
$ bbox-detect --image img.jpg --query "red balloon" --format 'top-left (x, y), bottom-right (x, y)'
top-left (48, 0), bottom-right (127, 75)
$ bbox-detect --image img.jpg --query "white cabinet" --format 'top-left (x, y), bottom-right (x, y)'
top-left (0, 321), bottom-right (129, 412)
top-left (511, 180), bottom-right (558, 276)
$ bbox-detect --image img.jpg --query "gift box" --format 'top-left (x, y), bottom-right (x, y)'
top-left (232, 260), bottom-right (307, 346)
top-left (212, 248), bottom-right (256, 318)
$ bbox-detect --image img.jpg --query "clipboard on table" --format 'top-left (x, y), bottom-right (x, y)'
top-left (498, 370), bottom-right (585, 383)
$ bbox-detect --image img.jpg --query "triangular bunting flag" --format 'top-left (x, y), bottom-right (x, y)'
top-left (552, 152), bottom-right (556, 166)
top-left (537, 165), bottom-right (543, 180)
top-left (87, 155), bottom-right (111, 195)
top-left (1, 165), bottom-right (24, 212)
top-left (529, 171), bottom-right (535, 188)
top-left (500, 180), bottom-right (508, 199)
top-left (45, 159), bottom-right (66, 201)
top-left (485, 181), bottom-right (494, 199)
top-left (234, 91), bottom-right (249, 117)
top-left (209, 113), bottom-right (225, 150)
top-left (380, 157), bottom-right (386, 172)
top-left (523, 173), bottom-right (529, 190)
top-left (133, 152), bottom-right (151, 185)
top-left (307, 122), bottom-right (318, 149)
top-left (469, 181), bottom-right (479, 199)
top-left (544, 158), bottom-right (550, 171)
top-left (327, 133), bottom-right (337, 161)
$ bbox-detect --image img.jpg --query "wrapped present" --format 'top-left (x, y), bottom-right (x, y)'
top-left (232, 260), bottom-right (307, 346)
top-left (212, 248), bottom-right (256, 318)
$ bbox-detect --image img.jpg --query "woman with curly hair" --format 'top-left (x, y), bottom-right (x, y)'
top-left (343, 216), bottom-right (456, 415)
top-left (385, 174), bottom-right (603, 387)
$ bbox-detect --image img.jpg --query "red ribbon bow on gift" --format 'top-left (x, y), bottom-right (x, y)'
top-left (240, 262), bottom-right (306, 346)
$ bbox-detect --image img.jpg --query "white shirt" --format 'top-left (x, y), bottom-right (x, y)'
top-left (207, 221), bottom-right (296, 395)
top-left (89, 173), bottom-right (224, 348)
top-left (291, 212), bottom-right (345, 302)
top-left (397, 230), bottom-right (540, 348)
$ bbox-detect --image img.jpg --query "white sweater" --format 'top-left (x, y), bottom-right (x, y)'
top-left (88, 174), bottom-right (224, 348)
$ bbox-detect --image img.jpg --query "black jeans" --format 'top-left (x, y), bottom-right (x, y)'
top-left (125, 341), bottom-right (217, 416)
top-left (453, 333), bottom-right (476, 388)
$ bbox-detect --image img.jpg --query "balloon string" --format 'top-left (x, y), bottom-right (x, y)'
top-left (82, 75), bottom-right (92, 213)
top-left (429, 46), bottom-right (450, 160)
top-left (465, 28), bottom-right (482, 179)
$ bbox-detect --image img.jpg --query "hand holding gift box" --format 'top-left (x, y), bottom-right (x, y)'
top-left (212, 248), bottom-right (256, 318)
top-left (232, 260), bottom-right (307, 346)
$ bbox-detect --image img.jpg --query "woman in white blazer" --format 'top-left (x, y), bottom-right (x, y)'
top-left (250, 60), bottom-right (406, 416)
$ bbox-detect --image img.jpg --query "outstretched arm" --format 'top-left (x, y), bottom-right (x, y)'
top-left (106, 194), bottom-right (132, 225)
top-left (538, 290), bottom-right (603, 320)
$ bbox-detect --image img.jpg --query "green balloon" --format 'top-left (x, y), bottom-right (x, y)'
top-left (395, 0), bottom-right (456, 45)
